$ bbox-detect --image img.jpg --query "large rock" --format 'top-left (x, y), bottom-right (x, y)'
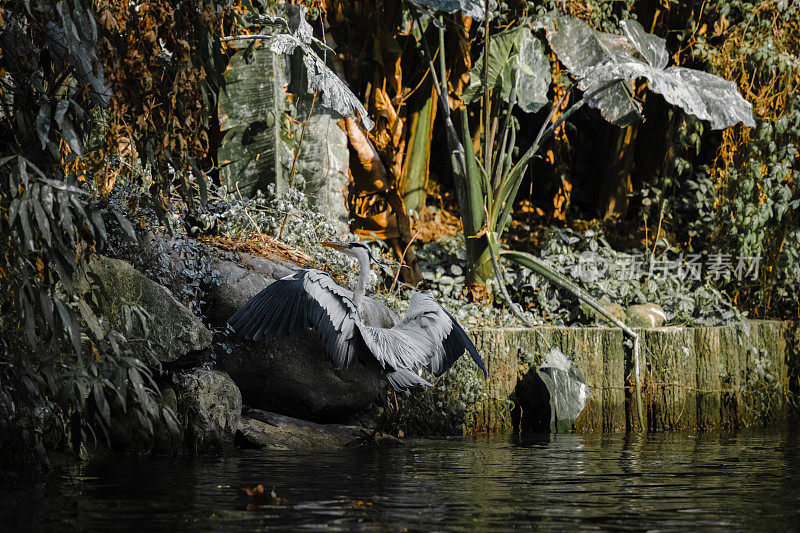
top-left (236, 408), bottom-right (398, 450)
top-left (222, 332), bottom-right (387, 422)
top-left (174, 369), bottom-right (242, 453)
top-left (210, 253), bottom-right (391, 422)
top-left (626, 303), bottom-right (667, 327)
top-left (579, 300), bottom-right (626, 324)
top-left (75, 255), bottom-right (212, 364)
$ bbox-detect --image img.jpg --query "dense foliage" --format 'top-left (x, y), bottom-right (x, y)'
top-left (0, 0), bottom-right (196, 463)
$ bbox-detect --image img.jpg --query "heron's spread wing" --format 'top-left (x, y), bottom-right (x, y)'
top-left (227, 269), bottom-right (362, 369)
top-left (357, 320), bottom-right (434, 373)
top-left (386, 368), bottom-right (432, 390)
top-left (398, 292), bottom-right (487, 377)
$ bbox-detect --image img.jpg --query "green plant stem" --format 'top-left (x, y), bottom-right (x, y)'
top-left (482, 2), bottom-right (491, 173)
top-left (500, 248), bottom-right (646, 431)
top-left (493, 88), bottom-right (516, 190)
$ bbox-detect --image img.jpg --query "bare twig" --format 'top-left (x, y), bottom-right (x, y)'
top-left (390, 230), bottom-right (420, 295)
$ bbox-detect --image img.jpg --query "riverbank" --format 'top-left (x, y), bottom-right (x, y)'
top-left (56, 235), bottom-right (798, 459)
top-left (400, 321), bottom-right (799, 435)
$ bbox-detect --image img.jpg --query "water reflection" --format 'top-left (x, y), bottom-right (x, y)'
top-left (1, 430), bottom-right (799, 531)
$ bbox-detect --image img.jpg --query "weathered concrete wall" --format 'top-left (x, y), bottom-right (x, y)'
top-left (399, 320), bottom-right (797, 435)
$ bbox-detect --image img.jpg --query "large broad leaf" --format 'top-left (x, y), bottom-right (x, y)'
top-left (619, 19), bottom-right (667, 69)
top-left (462, 27), bottom-right (550, 113)
top-left (462, 26), bottom-right (523, 104)
top-left (218, 45), bottom-right (285, 198)
top-left (271, 35), bottom-right (373, 131)
top-left (409, 0), bottom-right (487, 21)
top-left (512, 33), bottom-right (550, 113)
top-left (270, 6), bottom-right (374, 131)
top-left (584, 22), bottom-right (755, 129)
top-left (537, 13), bottom-right (755, 130)
top-left (536, 11), bottom-right (641, 126)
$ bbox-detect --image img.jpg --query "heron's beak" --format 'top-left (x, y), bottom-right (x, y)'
top-left (320, 241), bottom-right (347, 251)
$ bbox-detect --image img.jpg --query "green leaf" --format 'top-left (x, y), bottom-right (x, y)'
top-left (60, 116), bottom-right (84, 157)
top-left (103, 378), bottom-right (126, 413)
top-left (54, 99), bottom-right (70, 129)
top-left (54, 296), bottom-right (82, 355)
top-left (31, 190), bottom-right (52, 246)
top-left (162, 406), bottom-right (182, 441)
top-left (128, 367), bottom-right (152, 412)
top-left (77, 299), bottom-right (104, 339)
top-left (19, 200), bottom-right (35, 250)
top-left (9, 198), bottom-right (21, 226)
top-left (188, 157), bottom-right (208, 207)
top-left (21, 288), bottom-right (38, 351)
top-left (90, 210), bottom-right (107, 243)
top-left (51, 251), bottom-right (75, 294)
top-left (93, 382), bottom-right (111, 426)
top-left (36, 104), bottom-right (52, 150)
top-left (512, 34), bottom-right (550, 114)
top-left (112, 210), bottom-right (136, 241)
top-left (218, 45), bottom-right (285, 197)
top-left (40, 184), bottom-right (55, 217)
top-left (461, 26), bottom-right (525, 105)
top-left (18, 157), bottom-right (29, 187)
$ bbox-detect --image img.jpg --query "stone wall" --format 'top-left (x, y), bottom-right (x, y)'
top-left (400, 320), bottom-right (797, 435)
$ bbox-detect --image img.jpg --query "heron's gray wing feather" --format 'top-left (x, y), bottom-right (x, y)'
top-left (356, 322), bottom-right (433, 373)
top-left (400, 293), bottom-right (487, 377)
top-left (227, 269), bottom-right (362, 369)
top-left (386, 368), bottom-right (432, 390)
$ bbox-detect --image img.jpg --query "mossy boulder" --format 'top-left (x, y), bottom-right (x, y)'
top-left (75, 255), bottom-right (212, 364)
top-left (174, 369), bottom-right (242, 453)
top-left (579, 300), bottom-right (626, 324)
top-left (626, 303), bottom-right (667, 327)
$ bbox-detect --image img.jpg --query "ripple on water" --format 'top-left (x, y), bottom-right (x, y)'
top-left (0, 429), bottom-right (799, 531)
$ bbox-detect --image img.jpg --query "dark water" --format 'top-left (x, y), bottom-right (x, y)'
top-left (2, 430), bottom-right (800, 531)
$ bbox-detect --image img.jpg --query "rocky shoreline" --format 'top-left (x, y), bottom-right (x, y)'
top-left (79, 233), bottom-right (798, 457)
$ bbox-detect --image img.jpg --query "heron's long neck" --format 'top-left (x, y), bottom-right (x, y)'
top-left (352, 252), bottom-right (371, 312)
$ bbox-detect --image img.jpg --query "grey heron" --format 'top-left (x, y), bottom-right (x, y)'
top-left (228, 241), bottom-right (487, 390)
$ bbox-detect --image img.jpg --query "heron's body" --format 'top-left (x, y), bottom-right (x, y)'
top-left (228, 242), bottom-right (487, 390)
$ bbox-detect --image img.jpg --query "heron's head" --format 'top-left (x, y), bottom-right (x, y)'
top-left (321, 241), bottom-right (372, 261)
top-left (321, 240), bottom-right (397, 271)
